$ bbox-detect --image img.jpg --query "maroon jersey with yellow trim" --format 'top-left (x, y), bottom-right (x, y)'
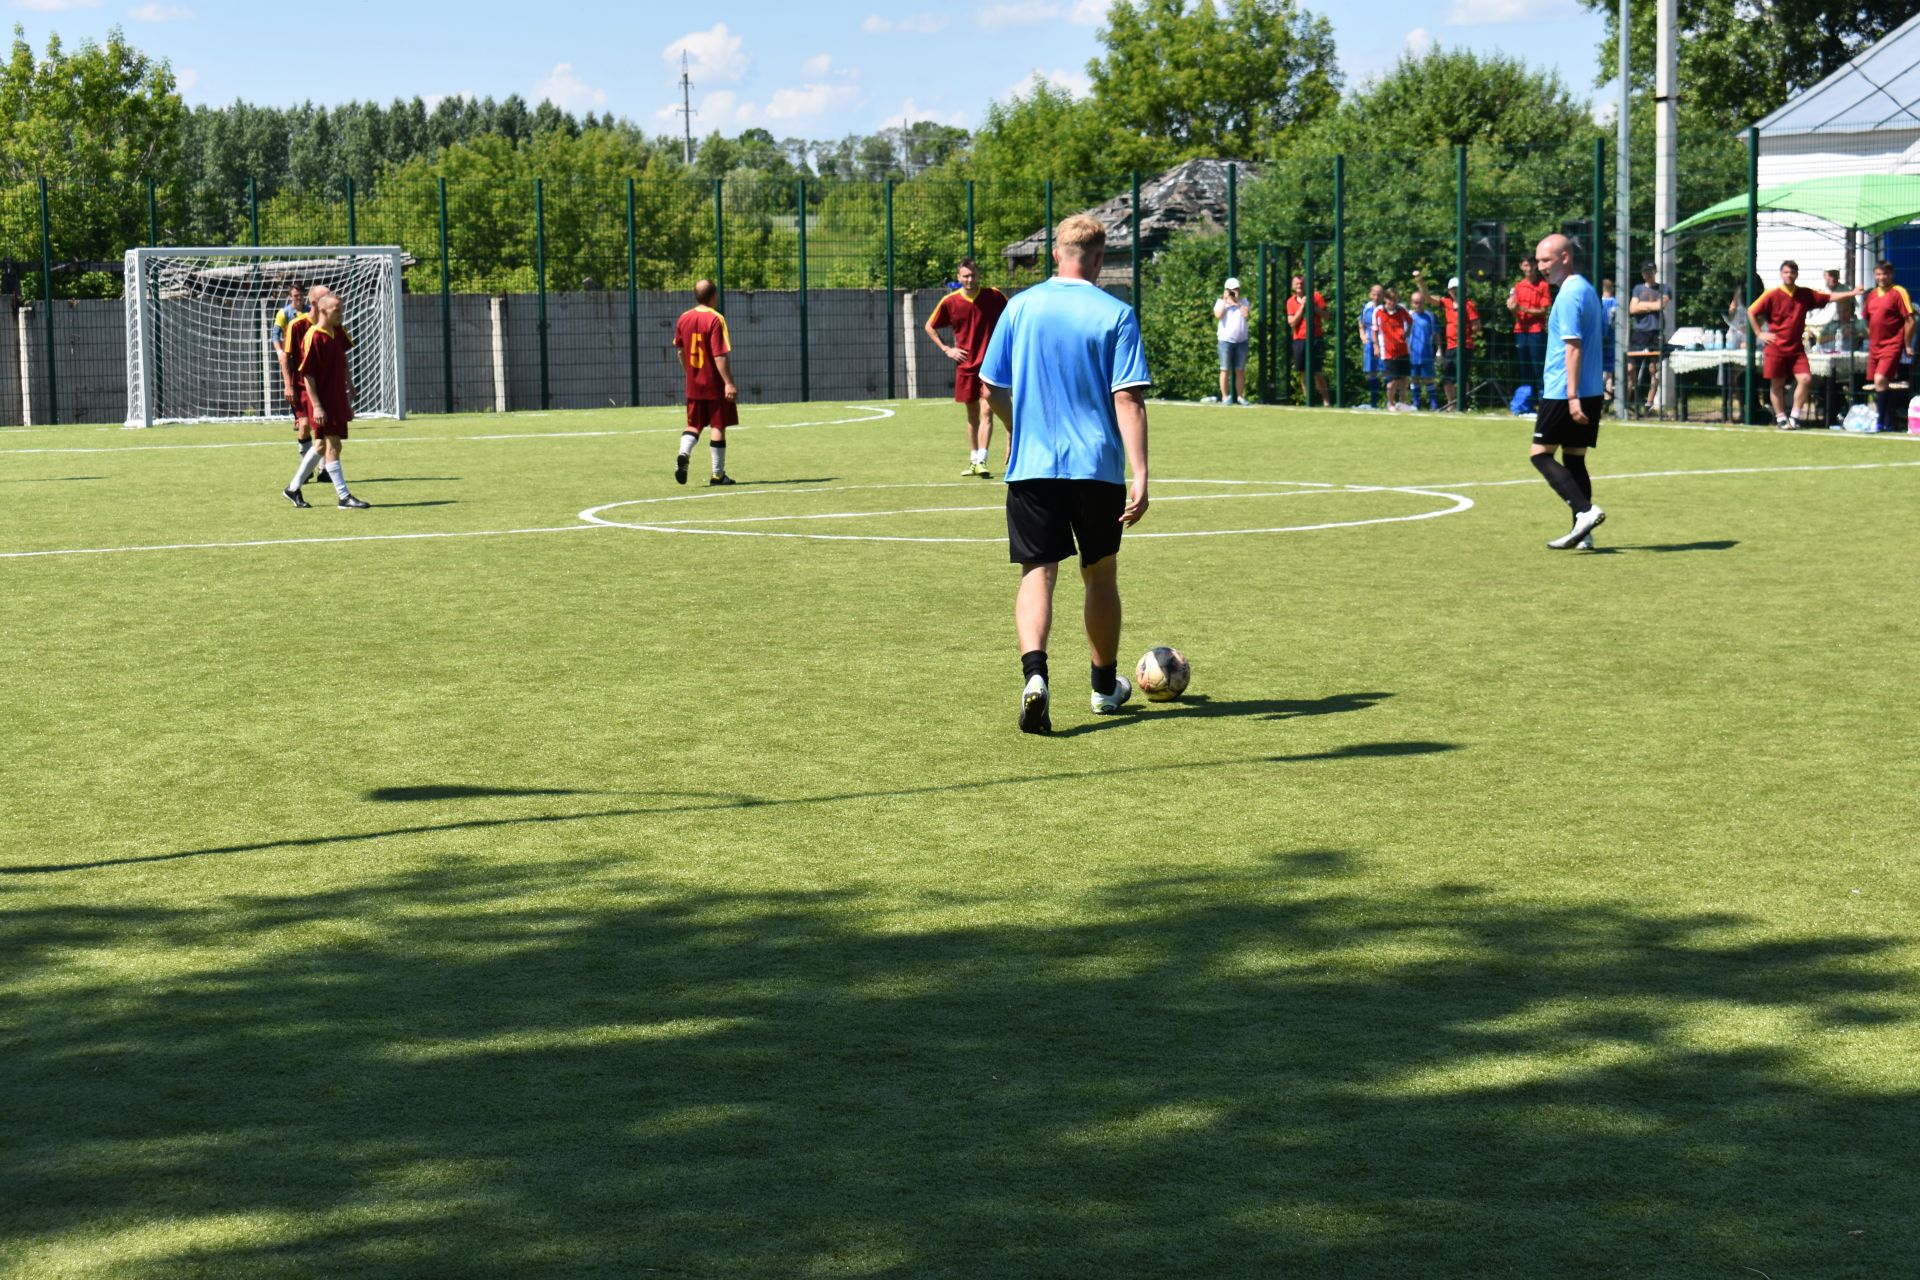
top-left (296, 324), bottom-right (354, 426)
top-left (1749, 285), bottom-right (1830, 352)
top-left (1864, 284), bottom-right (1913, 348)
top-left (674, 305), bottom-right (732, 401)
top-left (929, 287), bottom-right (1007, 371)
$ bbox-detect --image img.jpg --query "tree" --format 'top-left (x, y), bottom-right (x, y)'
top-left (1087, 0), bottom-right (1340, 159)
top-left (1579, 0), bottom-right (1914, 128)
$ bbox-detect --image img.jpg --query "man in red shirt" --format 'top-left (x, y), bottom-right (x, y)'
top-left (672, 279), bottom-right (739, 485)
top-left (1509, 257), bottom-right (1550, 391)
top-left (1439, 275), bottom-right (1480, 412)
top-left (925, 257), bottom-right (1009, 477)
top-left (1862, 259), bottom-right (1915, 431)
top-left (1285, 274), bottom-right (1331, 404)
top-left (1748, 259), bottom-right (1864, 429)
top-left (284, 294), bottom-right (368, 509)
top-left (1374, 285), bottom-right (1413, 412)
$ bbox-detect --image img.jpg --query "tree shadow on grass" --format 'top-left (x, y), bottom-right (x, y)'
top-left (0, 476), bottom-right (104, 483)
top-left (1, 851), bottom-right (1911, 1277)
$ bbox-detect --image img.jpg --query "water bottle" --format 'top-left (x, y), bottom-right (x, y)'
top-left (1908, 397), bottom-right (1920, 435)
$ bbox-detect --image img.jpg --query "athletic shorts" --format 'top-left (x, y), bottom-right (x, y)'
top-left (1218, 340), bottom-right (1248, 372)
top-left (293, 387), bottom-right (311, 431)
top-left (687, 396), bottom-right (740, 430)
top-left (1762, 346), bottom-right (1810, 381)
top-left (1383, 356), bottom-right (1410, 379)
top-left (1290, 338), bottom-right (1323, 371)
top-left (954, 366), bottom-right (987, 403)
top-left (1411, 359), bottom-right (1435, 380)
top-left (1006, 479), bottom-right (1125, 566)
top-left (1441, 348), bottom-right (1469, 379)
top-left (1868, 346), bottom-right (1906, 381)
top-left (1532, 396), bottom-right (1605, 450)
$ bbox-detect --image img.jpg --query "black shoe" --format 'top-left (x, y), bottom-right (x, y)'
top-left (709, 473), bottom-right (737, 486)
top-left (674, 455), bottom-right (689, 485)
top-left (338, 495), bottom-right (370, 509)
top-left (283, 487), bottom-right (310, 509)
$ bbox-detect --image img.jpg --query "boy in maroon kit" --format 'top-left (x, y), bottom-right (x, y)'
top-left (1748, 260), bottom-right (1865, 429)
top-left (672, 279), bottom-right (739, 485)
top-left (925, 257), bottom-right (1009, 476)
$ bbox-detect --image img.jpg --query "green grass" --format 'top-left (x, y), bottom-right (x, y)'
top-left (2, 400), bottom-right (1916, 1277)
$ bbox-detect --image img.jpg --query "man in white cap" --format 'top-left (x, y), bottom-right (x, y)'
top-left (1214, 276), bottom-right (1252, 405)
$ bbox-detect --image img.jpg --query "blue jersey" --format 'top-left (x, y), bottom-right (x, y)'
top-left (1407, 311), bottom-right (1437, 364)
top-left (1544, 274), bottom-right (1606, 400)
top-left (979, 278), bottom-right (1151, 485)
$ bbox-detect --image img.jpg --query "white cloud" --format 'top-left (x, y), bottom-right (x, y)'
top-left (880, 99), bottom-right (970, 129)
top-left (656, 89), bottom-right (761, 128)
top-left (173, 66), bottom-right (198, 93)
top-left (803, 53), bottom-right (833, 76)
top-left (1444, 0), bottom-right (1579, 23)
top-left (533, 63), bottom-right (607, 113)
top-left (976, 0), bottom-right (1103, 30)
top-left (1405, 26), bottom-right (1435, 53)
top-left (663, 22), bottom-right (750, 85)
top-left (13, 0), bottom-right (99, 11)
top-left (129, 2), bottom-right (192, 18)
top-left (765, 82), bottom-right (861, 121)
top-left (864, 12), bottom-right (950, 33)
top-left (1004, 67), bottom-right (1092, 100)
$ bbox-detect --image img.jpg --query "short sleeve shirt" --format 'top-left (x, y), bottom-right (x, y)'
top-left (1442, 297), bottom-right (1478, 350)
top-left (673, 305), bottom-right (732, 401)
top-left (282, 311), bottom-right (314, 371)
top-left (1749, 286), bottom-right (1829, 352)
top-left (979, 277), bottom-right (1151, 485)
top-left (1512, 278), bottom-right (1550, 333)
top-left (1631, 282), bottom-right (1672, 337)
top-left (273, 303), bottom-right (302, 352)
top-left (1407, 311), bottom-right (1437, 364)
top-left (930, 287), bottom-right (1007, 372)
top-left (296, 325), bottom-right (355, 423)
top-left (1374, 305), bottom-right (1411, 359)
top-left (1864, 285), bottom-right (1913, 348)
top-left (1215, 299), bottom-right (1250, 344)
top-left (1544, 274), bottom-right (1605, 400)
top-left (1359, 301), bottom-right (1377, 344)
top-left (1286, 291), bottom-right (1325, 339)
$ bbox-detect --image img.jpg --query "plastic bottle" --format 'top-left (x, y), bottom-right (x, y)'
top-left (1908, 397), bottom-right (1920, 435)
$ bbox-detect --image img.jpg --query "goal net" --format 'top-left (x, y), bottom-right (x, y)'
top-left (123, 246), bottom-right (406, 427)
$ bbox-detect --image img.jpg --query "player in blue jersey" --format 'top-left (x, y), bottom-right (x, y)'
top-left (1528, 233), bottom-right (1608, 550)
top-left (1599, 278), bottom-right (1619, 401)
top-left (980, 214), bottom-right (1151, 735)
top-left (1359, 283), bottom-right (1383, 408)
top-left (1407, 285), bottom-right (1439, 411)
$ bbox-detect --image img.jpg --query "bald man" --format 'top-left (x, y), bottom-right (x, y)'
top-left (671, 279), bottom-right (739, 485)
top-left (1529, 233), bottom-right (1606, 550)
top-left (285, 294), bottom-right (368, 509)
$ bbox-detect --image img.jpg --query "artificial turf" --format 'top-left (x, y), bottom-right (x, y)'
top-left (2, 399), bottom-right (1916, 1277)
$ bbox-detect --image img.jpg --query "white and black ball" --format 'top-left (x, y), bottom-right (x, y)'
top-left (1135, 646), bottom-right (1191, 702)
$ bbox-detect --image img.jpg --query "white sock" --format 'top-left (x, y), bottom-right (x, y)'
top-left (970, 447), bottom-right (987, 465)
top-left (290, 443), bottom-right (322, 493)
top-left (678, 431), bottom-right (697, 458)
top-left (710, 442), bottom-right (725, 476)
top-left (326, 459), bottom-right (349, 499)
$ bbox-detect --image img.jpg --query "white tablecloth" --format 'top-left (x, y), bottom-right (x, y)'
top-left (1666, 349), bottom-right (1868, 377)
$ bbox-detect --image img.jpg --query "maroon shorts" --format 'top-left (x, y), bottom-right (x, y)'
top-left (293, 386), bottom-right (311, 431)
top-left (1762, 345), bottom-right (1810, 381)
top-left (954, 366), bottom-right (987, 403)
top-left (1868, 345), bottom-right (1906, 381)
top-left (686, 397), bottom-right (739, 430)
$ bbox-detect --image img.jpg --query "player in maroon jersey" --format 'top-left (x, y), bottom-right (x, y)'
top-left (925, 258), bottom-right (1009, 477)
top-left (283, 294), bottom-right (367, 508)
top-left (1747, 260), bottom-right (1865, 429)
top-left (672, 279), bottom-right (739, 485)
top-left (1862, 260), bottom-right (1915, 432)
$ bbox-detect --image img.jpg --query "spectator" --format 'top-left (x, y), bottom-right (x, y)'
top-left (1359, 283), bottom-right (1384, 408)
top-left (1508, 256), bottom-right (1550, 390)
top-left (1599, 278), bottom-right (1618, 401)
top-left (1439, 276), bottom-right (1480, 412)
top-left (1213, 277), bottom-right (1252, 405)
top-left (1823, 269), bottom-right (1862, 351)
top-left (1374, 285), bottom-right (1412, 413)
top-left (1627, 261), bottom-right (1671, 416)
top-left (1285, 274), bottom-right (1332, 405)
top-left (1408, 275), bottom-right (1440, 411)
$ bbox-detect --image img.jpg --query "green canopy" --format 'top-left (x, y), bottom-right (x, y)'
top-left (1667, 173), bottom-right (1920, 238)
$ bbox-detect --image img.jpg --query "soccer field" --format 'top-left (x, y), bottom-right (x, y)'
top-left (3, 400), bottom-right (1916, 1277)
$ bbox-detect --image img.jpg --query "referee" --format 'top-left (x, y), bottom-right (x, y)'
top-left (1528, 232), bottom-right (1607, 550)
top-left (980, 214), bottom-right (1152, 735)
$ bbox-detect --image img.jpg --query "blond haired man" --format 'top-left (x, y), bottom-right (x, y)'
top-left (980, 214), bottom-right (1152, 735)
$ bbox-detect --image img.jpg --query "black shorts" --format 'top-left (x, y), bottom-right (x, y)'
top-left (1441, 348), bottom-right (1466, 378)
top-left (1383, 356), bottom-right (1411, 379)
top-left (1291, 338), bottom-right (1323, 372)
top-left (1532, 397), bottom-right (1605, 449)
top-left (1006, 479), bottom-right (1126, 565)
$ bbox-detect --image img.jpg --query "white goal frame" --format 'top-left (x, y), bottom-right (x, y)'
top-left (123, 245), bottom-right (407, 429)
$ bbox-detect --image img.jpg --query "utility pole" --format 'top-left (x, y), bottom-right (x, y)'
top-left (1615, 0), bottom-right (1631, 419)
top-left (1655, 0), bottom-right (1678, 410)
top-left (678, 52), bottom-right (695, 165)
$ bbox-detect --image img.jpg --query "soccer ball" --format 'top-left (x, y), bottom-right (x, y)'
top-left (1135, 646), bottom-right (1191, 702)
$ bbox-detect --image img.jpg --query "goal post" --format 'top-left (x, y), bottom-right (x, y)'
top-left (123, 246), bottom-right (407, 428)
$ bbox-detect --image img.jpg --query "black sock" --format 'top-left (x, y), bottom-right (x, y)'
top-left (1091, 663), bottom-right (1117, 696)
top-left (1021, 650), bottom-right (1048, 683)
top-left (1531, 453), bottom-right (1588, 512)
top-left (1563, 453), bottom-right (1592, 506)
top-left (296, 438), bottom-right (309, 456)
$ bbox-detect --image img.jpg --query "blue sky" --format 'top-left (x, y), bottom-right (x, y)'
top-left (8, 0), bottom-right (1609, 137)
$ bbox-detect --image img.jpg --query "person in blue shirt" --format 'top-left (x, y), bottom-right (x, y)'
top-left (980, 213), bottom-right (1151, 735)
top-left (1358, 283), bottom-right (1383, 408)
top-left (1407, 286), bottom-right (1439, 411)
top-left (1599, 277), bottom-right (1619, 401)
top-left (1529, 233), bottom-right (1608, 550)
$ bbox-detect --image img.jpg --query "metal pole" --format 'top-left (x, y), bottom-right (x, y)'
top-left (147, 178), bottom-right (159, 245)
top-left (535, 177), bottom-right (549, 411)
top-left (627, 177), bottom-right (639, 407)
top-left (1333, 155), bottom-right (1346, 408)
top-left (1615, 0), bottom-right (1632, 419)
top-left (1227, 163), bottom-right (1238, 282)
top-left (1655, 0), bottom-right (1678, 413)
top-left (346, 176), bottom-right (357, 245)
top-left (712, 177), bottom-right (725, 310)
top-left (37, 177), bottom-right (57, 425)
top-left (885, 178), bottom-right (896, 399)
top-left (1130, 170), bottom-right (1141, 315)
top-left (1592, 136), bottom-right (1604, 286)
top-left (1456, 146), bottom-right (1469, 412)
top-left (796, 177), bottom-right (810, 402)
top-left (966, 179), bottom-right (975, 262)
top-left (1304, 240), bottom-right (1318, 408)
top-left (248, 176), bottom-right (259, 246)
top-left (1044, 180), bottom-right (1053, 278)
top-left (1746, 126), bottom-right (1759, 424)
top-left (439, 178), bottom-right (453, 413)
top-left (1256, 240), bottom-right (1268, 403)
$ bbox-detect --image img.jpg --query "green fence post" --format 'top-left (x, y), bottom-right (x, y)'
top-left (1227, 163), bottom-right (1238, 282)
top-left (1304, 240), bottom-right (1318, 408)
top-left (1745, 126), bottom-right (1759, 424)
top-left (712, 178), bottom-right (725, 310)
top-left (966, 179), bottom-right (975, 262)
top-left (626, 177), bottom-right (639, 407)
top-left (1130, 170), bottom-right (1141, 315)
top-left (248, 176), bottom-right (259, 246)
top-left (1591, 136), bottom-right (1603, 287)
top-left (438, 178), bottom-right (453, 414)
top-left (796, 177), bottom-right (810, 402)
top-left (1333, 155), bottom-right (1345, 408)
top-left (1455, 145), bottom-right (1468, 413)
top-left (535, 177), bottom-right (549, 411)
top-left (147, 178), bottom-right (159, 244)
top-left (37, 176), bottom-right (57, 426)
top-left (1282, 244), bottom-right (1295, 404)
top-left (885, 178), bottom-right (896, 400)
top-left (1256, 241), bottom-right (1268, 402)
top-left (346, 176), bottom-right (357, 245)
top-left (1044, 179), bottom-right (1053, 278)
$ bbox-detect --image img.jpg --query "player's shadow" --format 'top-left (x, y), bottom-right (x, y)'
top-left (730, 477), bottom-right (839, 485)
top-left (1586, 540), bottom-right (1740, 555)
top-left (0, 475), bottom-right (104, 483)
top-left (353, 476), bottom-right (461, 484)
top-left (366, 785), bottom-right (602, 802)
top-left (1055, 691), bottom-right (1394, 736)
top-left (365, 499), bottom-right (459, 509)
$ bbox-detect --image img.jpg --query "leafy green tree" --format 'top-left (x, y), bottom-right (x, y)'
top-left (1087, 0), bottom-right (1340, 159)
